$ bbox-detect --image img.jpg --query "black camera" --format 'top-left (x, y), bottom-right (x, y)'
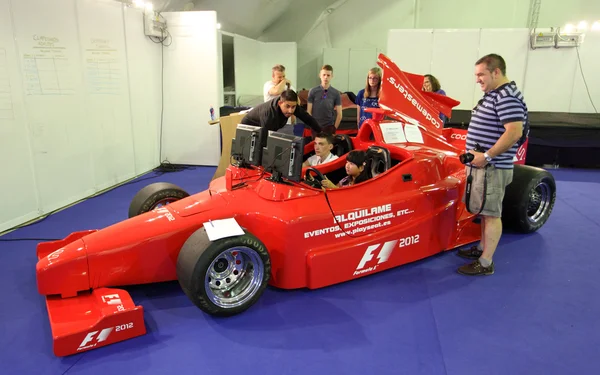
top-left (459, 143), bottom-right (485, 164)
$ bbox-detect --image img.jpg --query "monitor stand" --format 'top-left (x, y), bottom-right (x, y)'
top-left (266, 170), bottom-right (292, 185)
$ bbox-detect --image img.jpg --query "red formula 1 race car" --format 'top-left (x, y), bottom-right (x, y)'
top-left (35, 54), bottom-right (556, 357)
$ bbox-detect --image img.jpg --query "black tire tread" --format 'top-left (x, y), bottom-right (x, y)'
top-left (128, 182), bottom-right (189, 218)
top-left (502, 164), bottom-right (556, 233)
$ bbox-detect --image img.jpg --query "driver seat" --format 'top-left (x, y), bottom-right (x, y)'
top-left (365, 146), bottom-right (391, 178)
top-left (331, 134), bottom-right (353, 156)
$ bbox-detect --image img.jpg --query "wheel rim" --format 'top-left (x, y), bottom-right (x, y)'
top-left (527, 180), bottom-right (552, 224)
top-left (153, 198), bottom-right (178, 209)
top-left (205, 246), bottom-right (264, 309)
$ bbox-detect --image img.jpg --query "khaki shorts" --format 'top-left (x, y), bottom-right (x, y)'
top-left (463, 165), bottom-right (513, 217)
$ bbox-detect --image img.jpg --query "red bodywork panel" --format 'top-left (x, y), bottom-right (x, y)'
top-left (35, 53), bottom-right (526, 356)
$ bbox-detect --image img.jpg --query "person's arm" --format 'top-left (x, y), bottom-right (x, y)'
top-left (268, 79), bottom-right (291, 96)
top-left (334, 105), bottom-right (343, 129)
top-left (307, 88), bottom-right (314, 115)
top-left (469, 122), bottom-right (522, 168)
top-left (294, 106), bottom-right (322, 133)
top-left (355, 90), bottom-right (363, 126)
top-left (487, 122), bottom-right (523, 157)
top-left (333, 92), bottom-right (343, 129)
top-left (469, 96), bottom-right (525, 167)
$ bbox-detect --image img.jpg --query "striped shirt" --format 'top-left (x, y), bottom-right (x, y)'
top-left (466, 81), bottom-right (528, 169)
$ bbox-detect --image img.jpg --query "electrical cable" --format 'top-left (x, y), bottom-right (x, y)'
top-left (575, 46), bottom-right (598, 115)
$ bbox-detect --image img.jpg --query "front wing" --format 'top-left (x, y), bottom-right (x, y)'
top-left (38, 233), bottom-right (146, 356)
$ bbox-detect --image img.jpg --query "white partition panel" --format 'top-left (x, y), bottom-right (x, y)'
top-left (11, 0), bottom-right (95, 214)
top-left (161, 11), bottom-right (221, 166)
top-left (323, 48), bottom-right (350, 92)
top-left (0, 0), bottom-right (40, 231)
top-left (234, 35), bottom-right (263, 100)
top-left (477, 29), bottom-right (529, 105)
top-left (76, 0), bottom-right (136, 190)
top-left (0, 0), bottom-right (166, 233)
top-left (524, 47), bottom-right (578, 112)
top-left (386, 29), bottom-right (434, 75)
top-left (431, 29), bottom-right (481, 109)
top-left (569, 33), bottom-right (600, 113)
top-left (348, 49), bottom-right (378, 94)
top-left (478, 29), bottom-right (529, 86)
top-left (261, 42), bottom-right (297, 91)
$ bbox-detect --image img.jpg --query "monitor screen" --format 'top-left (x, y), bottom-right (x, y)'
top-left (261, 131), bottom-right (305, 182)
top-left (230, 124), bottom-right (266, 167)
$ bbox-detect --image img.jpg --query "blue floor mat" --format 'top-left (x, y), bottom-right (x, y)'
top-left (1, 167), bottom-right (600, 375)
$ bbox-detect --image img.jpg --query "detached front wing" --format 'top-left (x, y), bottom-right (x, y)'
top-left (45, 287), bottom-right (146, 356)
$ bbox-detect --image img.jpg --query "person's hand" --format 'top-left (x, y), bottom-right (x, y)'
top-left (321, 178), bottom-right (336, 189)
top-left (469, 150), bottom-right (488, 168)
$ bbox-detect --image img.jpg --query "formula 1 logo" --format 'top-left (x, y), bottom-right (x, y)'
top-left (102, 293), bottom-right (126, 311)
top-left (354, 235), bottom-right (420, 276)
top-left (356, 241), bottom-right (397, 271)
top-left (78, 328), bottom-right (114, 350)
top-left (101, 294), bottom-right (122, 305)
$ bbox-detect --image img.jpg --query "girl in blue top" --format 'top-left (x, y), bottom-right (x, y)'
top-left (355, 67), bottom-right (382, 129)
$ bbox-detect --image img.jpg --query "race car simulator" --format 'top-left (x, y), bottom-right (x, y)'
top-left (35, 53), bottom-right (556, 357)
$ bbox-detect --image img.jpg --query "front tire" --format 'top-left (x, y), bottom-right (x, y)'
top-left (502, 165), bottom-right (556, 233)
top-left (177, 227), bottom-right (271, 316)
top-left (128, 182), bottom-right (189, 218)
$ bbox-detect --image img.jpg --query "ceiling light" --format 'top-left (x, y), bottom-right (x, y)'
top-left (577, 21), bottom-right (588, 30)
top-left (592, 21), bottom-right (600, 31)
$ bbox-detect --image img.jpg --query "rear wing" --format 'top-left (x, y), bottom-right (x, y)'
top-left (376, 54), bottom-right (460, 136)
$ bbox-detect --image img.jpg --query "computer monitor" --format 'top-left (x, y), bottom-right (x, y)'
top-left (230, 124), bottom-right (266, 167)
top-left (261, 131), bottom-right (305, 182)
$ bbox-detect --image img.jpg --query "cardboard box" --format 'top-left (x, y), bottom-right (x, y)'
top-left (209, 112), bottom-right (246, 180)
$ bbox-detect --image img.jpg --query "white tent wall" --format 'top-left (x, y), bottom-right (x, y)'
top-left (0, 0), bottom-right (163, 233)
top-left (386, 28), bottom-right (600, 113)
top-left (259, 0), bottom-right (600, 91)
top-left (233, 34), bottom-right (297, 105)
top-left (0, 0), bottom-right (40, 232)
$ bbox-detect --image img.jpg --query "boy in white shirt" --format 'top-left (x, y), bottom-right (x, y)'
top-left (303, 132), bottom-right (339, 167)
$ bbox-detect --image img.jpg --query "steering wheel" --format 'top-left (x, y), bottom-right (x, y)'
top-left (304, 167), bottom-right (326, 188)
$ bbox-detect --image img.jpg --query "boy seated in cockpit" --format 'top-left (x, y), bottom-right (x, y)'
top-left (303, 132), bottom-right (339, 167)
top-left (321, 150), bottom-right (369, 188)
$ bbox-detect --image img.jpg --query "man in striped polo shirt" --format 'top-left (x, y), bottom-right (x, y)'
top-left (457, 54), bottom-right (528, 276)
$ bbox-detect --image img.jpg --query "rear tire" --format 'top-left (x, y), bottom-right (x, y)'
top-left (177, 227), bottom-right (271, 316)
top-left (128, 182), bottom-right (189, 218)
top-left (502, 165), bottom-right (556, 233)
